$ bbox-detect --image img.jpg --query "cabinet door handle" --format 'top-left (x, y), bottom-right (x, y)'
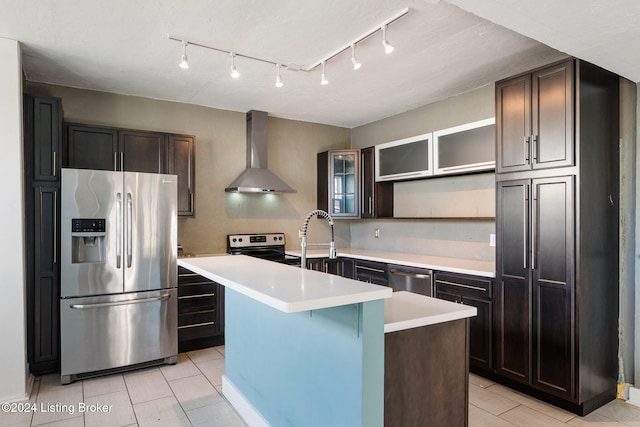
top-left (531, 183), bottom-right (537, 270)
top-left (524, 136), bottom-right (530, 162)
top-left (114, 152), bottom-right (118, 171)
top-left (53, 190), bottom-right (57, 264)
top-left (368, 196), bottom-right (373, 214)
top-left (524, 183), bottom-right (529, 270)
top-left (435, 279), bottom-right (486, 293)
top-left (532, 135), bottom-right (538, 162)
top-left (52, 151), bottom-right (56, 177)
top-left (189, 192), bottom-right (194, 213)
top-left (121, 152), bottom-right (124, 171)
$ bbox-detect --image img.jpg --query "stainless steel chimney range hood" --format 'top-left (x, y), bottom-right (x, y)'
top-left (225, 110), bottom-right (296, 194)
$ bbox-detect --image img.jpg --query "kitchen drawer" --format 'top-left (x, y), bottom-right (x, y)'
top-left (178, 322), bottom-right (217, 341)
top-left (178, 310), bottom-right (216, 327)
top-left (434, 271), bottom-right (492, 299)
top-left (178, 294), bottom-right (216, 314)
top-left (178, 282), bottom-right (217, 298)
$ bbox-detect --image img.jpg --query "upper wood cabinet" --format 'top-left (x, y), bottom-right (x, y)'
top-left (24, 95), bottom-right (63, 182)
top-left (168, 135), bottom-right (196, 217)
top-left (360, 146), bottom-right (393, 219)
top-left (119, 129), bottom-right (167, 173)
top-left (64, 122), bottom-right (196, 216)
top-left (496, 60), bottom-right (574, 173)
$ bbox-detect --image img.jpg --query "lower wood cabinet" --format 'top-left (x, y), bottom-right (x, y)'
top-left (434, 271), bottom-right (493, 372)
top-left (354, 259), bottom-right (388, 286)
top-left (178, 266), bottom-right (224, 352)
top-left (27, 183), bottom-right (61, 374)
top-left (306, 257), bottom-right (354, 278)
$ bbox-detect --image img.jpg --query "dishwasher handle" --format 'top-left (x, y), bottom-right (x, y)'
top-left (388, 268), bottom-right (431, 279)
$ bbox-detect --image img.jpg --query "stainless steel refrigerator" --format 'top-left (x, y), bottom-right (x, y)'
top-left (60, 168), bottom-right (178, 384)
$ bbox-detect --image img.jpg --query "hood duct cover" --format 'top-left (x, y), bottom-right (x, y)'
top-left (225, 110), bottom-right (296, 193)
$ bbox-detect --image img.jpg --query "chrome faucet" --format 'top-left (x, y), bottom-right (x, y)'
top-left (300, 209), bottom-right (336, 269)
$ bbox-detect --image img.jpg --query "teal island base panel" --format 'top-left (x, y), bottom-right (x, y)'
top-left (222, 288), bottom-right (385, 427)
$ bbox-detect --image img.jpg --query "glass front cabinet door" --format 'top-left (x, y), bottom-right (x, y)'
top-left (317, 150), bottom-right (360, 218)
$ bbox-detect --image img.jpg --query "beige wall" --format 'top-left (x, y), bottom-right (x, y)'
top-left (350, 84), bottom-right (496, 261)
top-left (25, 82), bottom-right (351, 254)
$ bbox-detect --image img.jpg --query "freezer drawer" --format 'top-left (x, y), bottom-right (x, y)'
top-left (60, 288), bottom-right (177, 383)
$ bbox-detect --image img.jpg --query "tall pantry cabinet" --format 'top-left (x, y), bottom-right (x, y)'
top-left (24, 95), bottom-right (63, 375)
top-left (494, 59), bottom-right (619, 415)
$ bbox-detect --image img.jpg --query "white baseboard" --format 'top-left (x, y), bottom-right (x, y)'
top-left (222, 375), bottom-right (271, 427)
top-left (628, 386), bottom-right (640, 407)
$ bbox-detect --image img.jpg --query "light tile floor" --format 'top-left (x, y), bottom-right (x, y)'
top-left (2, 346), bottom-right (639, 426)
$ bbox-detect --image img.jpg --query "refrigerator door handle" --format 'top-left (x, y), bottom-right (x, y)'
top-left (116, 192), bottom-right (122, 268)
top-left (126, 192), bottom-right (133, 268)
top-left (69, 293), bottom-right (171, 309)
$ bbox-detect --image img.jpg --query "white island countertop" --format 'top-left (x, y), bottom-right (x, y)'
top-left (178, 255), bottom-right (392, 313)
top-left (384, 291), bottom-right (477, 333)
top-left (286, 248), bottom-right (495, 278)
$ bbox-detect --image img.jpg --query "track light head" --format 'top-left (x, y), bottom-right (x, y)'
top-left (351, 45), bottom-right (362, 70)
top-left (382, 25), bottom-right (394, 54)
top-left (230, 53), bottom-right (240, 79)
top-left (275, 64), bottom-right (284, 88)
top-left (320, 62), bottom-right (329, 85)
top-left (179, 41), bottom-right (189, 69)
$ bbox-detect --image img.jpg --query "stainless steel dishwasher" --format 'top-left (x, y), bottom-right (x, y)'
top-left (387, 264), bottom-right (433, 296)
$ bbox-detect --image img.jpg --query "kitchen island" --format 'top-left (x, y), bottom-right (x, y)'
top-left (178, 255), bottom-right (476, 427)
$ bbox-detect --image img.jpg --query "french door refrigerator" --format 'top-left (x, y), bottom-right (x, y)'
top-left (60, 168), bottom-right (178, 384)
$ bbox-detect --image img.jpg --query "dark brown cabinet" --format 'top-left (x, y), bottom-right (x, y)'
top-left (65, 123), bottom-right (119, 171)
top-left (354, 259), bottom-right (388, 286)
top-left (306, 257), bottom-right (354, 279)
top-left (168, 135), bottom-right (196, 216)
top-left (118, 129), bottom-right (167, 173)
top-left (64, 123), bottom-right (196, 216)
top-left (495, 176), bottom-right (574, 394)
top-left (360, 146), bottom-right (393, 218)
top-left (24, 95), bottom-right (63, 375)
top-left (178, 266), bottom-right (224, 352)
top-left (494, 59), bottom-right (619, 415)
top-left (496, 60), bottom-right (574, 173)
top-left (434, 271), bottom-right (493, 371)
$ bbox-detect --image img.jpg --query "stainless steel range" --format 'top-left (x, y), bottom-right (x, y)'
top-left (227, 233), bottom-right (301, 266)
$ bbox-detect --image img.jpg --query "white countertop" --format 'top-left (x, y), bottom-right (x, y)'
top-left (384, 291), bottom-right (477, 333)
top-left (178, 255), bottom-right (392, 313)
top-left (286, 248), bottom-right (495, 278)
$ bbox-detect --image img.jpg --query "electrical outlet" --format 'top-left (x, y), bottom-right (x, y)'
top-left (490, 234), bottom-right (496, 247)
top-left (374, 228), bottom-right (380, 239)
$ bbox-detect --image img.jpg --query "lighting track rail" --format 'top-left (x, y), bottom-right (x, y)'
top-left (167, 7), bottom-right (409, 86)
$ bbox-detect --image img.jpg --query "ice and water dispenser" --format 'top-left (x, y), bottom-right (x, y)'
top-left (71, 218), bottom-right (106, 263)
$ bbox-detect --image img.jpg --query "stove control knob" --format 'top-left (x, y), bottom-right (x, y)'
top-left (232, 238), bottom-right (237, 243)
top-left (278, 236), bottom-right (283, 241)
top-left (238, 237), bottom-right (243, 242)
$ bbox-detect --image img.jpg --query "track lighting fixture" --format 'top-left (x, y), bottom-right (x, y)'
top-left (320, 62), bottom-right (329, 86)
top-left (168, 7), bottom-right (409, 86)
top-left (275, 64), bottom-right (284, 88)
top-left (179, 41), bottom-right (189, 69)
top-left (351, 45), bottom-right (362, 70)
top-left (382, 25), bottom-right (394, 54)
top-left (230, 53), bottom-right (240, 79)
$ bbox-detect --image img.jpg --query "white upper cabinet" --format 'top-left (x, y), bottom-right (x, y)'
top-left (433, 118), bottom-right (495, 176)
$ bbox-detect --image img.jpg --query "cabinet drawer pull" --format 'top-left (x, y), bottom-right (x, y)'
top-left (355, 265), bottom-right (386, 274)
top-left (178, 293), bottom-right (215, 300)
top-left (178, 321), bottom-right (215, 329)
top-left (435, 279), bottom-right (487, 293)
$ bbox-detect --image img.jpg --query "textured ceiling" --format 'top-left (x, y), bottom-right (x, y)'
top-left (1, 0), bottom-right (634, 127)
